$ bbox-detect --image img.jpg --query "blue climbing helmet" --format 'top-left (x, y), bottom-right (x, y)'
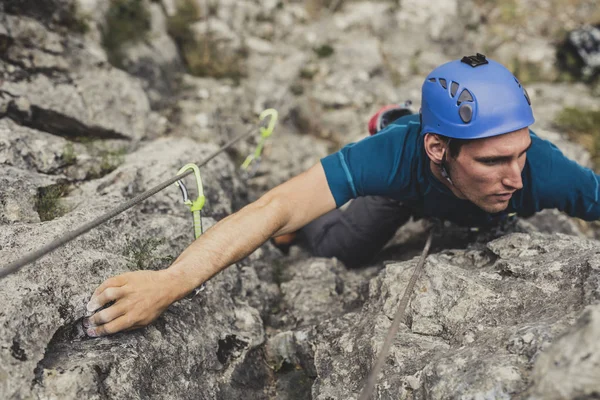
top-left (420, 53), bottom-right (535, 139)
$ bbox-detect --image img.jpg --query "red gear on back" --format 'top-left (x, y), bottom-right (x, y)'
top-left (368, 102), bottom-right (414, 135)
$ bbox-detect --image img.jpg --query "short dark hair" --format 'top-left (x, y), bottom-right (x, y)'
top-left (436, 134), bottom-right (471, 158)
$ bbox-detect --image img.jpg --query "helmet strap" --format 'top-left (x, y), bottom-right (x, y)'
top-left (440, 139), bottom-right (454, 186)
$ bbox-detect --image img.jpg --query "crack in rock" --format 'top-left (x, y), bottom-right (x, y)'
top-left (7, 100), bottom-right (130, 141)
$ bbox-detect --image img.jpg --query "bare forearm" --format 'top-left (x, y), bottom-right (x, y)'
top-left (85, 163), bottom-right (335, 336)
top-left (165, 196), bottom-right (286, 300)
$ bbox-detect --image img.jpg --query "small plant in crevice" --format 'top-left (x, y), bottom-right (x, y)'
top-left (167, 0), bottom-right (247, 81)
top-left (60, 2), bottom-right (92, 34)
top-left (61, 142), bottom-right (77, 166)
top-left (86, 144), bottom-right (127, 179)
top-left (35, 183), bottom-right (70, 222)
top-left (554, 107), bottom-right (600, 170)
top-left (123, 236), bottom-right (175, 271)
top-left (304, 0), bottom-right (346, 19)
top-left (98, 147), bottom-right (126, 174)
top-left (313, 44), bottom-right (334, 58)
top-left (102, 0), bottom-right (152, 68)
top-left (509, 57), bottom-right (545, 84)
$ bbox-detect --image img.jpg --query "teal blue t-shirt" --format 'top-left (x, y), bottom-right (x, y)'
top-left (320, 114), bottom-right (600, 227)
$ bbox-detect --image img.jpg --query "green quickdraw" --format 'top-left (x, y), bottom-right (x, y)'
top-left (175, 163), bottom-right (205, 239)
top-left (240, 108), bottom-right (279, 177)
top-left (175, 163), bottom-right (206, 294)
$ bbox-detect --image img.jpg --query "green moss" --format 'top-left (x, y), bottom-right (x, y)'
top-left (167, 0), bottom-right (246, 81)
top-left (510, 58), bottom-right (544, 84)
top-left (555, 107), bottom-right (600, 168)
top-left (63, 3), bottom-right (91, 34)
top-left (313, 44), bottom-right (334, 58)
top-left (290, 83), bottom-right (304, 96)
top-left (61, 142), bottom-right (77, 166)
top-left (166, 0), bottom-right (201, 44)
top-left (86, 144), bottom-right (127, 179)
top-left (101, 147), bottom-right (126, 172)
top-left (304, 0), bottom-right (346, 18)
top-left (184, 38), bottom-right (248, 82)
top-left (123, 236), bottom-right (174, 270)
top-left (102, 0), bottom-right (151, 68)
top-left (299, 66), bottom-right (318, 80)
top-left (499, 0), bottom-right (518, 23)
top-left (35, 183), bottom-right (69, 221)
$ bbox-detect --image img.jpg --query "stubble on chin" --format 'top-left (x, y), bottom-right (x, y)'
top-left (478, 199), bottom-right (510, 214)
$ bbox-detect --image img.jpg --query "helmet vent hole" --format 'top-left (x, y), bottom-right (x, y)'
top-left (429, 78), bottom-right (436, 82)
top-left (459, 104), bottom-right (473, 123)
top-left (457, 89), bottom-right (473, 105)
top-left (439, 78), bottom-right (447, 89)
top-left (451, 82), bottom-right (459, 97)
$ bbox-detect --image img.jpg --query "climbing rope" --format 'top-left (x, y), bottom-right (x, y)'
top-left (0, 109), bottom-right (280, 279)
top-left (358, 224), bottom-right (436, 400)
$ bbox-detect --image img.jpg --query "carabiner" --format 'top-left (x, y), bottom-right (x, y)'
top-left (175, 163), bottom-right (206, 239)
top-left (241, 108), bottom-right (279, 175)
top-left (175, 163), bottom-right (206, 295)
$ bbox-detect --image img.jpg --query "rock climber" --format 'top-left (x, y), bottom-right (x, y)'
top-left (84, 53), bottom-right (600, 336)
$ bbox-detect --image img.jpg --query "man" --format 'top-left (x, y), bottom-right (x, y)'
top-left (84, 54), bottom-right (600, 337)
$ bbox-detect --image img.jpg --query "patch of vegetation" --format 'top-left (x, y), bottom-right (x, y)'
top-left (166, 0), bottom-right (201, 43)
top-left (35, 183), bottom-right (69, 221)
top-left (61, 142), bottom-right (77, 166)
top-left (185, 37), bottom-right (248, 82)
top-left (313, 44), bottom-right (334, 58)
top-left (554, 107), bottom-right (600, 168)
top-left (167, 0), bottom-right (246, 81)
top-left (498, 0), bottom-right (519, 24)
top-left (123, 236), bottom-right (175, 270)
top-left (86, 144), bottom-right (127, 179)
top-left (102, 0), bottom-right (152, 68)
top-left (290, 82), bottom-right (304, 96)
top-left (99, 147), bottom-right (126, 173)
top-left (304, 0), bottom-right (346, 18)
top-left (510, 58), bottom-right (544, 84)
top-left (299, 65), bottom-right (318, 80)
top-left (62, 2), bottom-right (92, 34)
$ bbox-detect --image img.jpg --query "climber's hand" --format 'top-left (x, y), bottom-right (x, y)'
top-left (83, 269), bottom-right (180, 337)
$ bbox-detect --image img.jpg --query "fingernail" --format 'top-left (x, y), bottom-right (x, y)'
top-left (86, 299), bottom-right (100, 313)
top-left (82, 318), bottom-right (97, 329)
top-left (86, 327), bottom-right (98, 338)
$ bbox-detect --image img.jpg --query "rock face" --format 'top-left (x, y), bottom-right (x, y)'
top-left (1, 0), bottom-right (600, 399)
top-left (290, 233), bottom-right (600, 399)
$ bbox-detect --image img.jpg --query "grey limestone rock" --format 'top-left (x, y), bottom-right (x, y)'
top-left (2, 1), bottom-right (600, 399)
top-left (0, 138), bottom-right (274, 399)
top-left (303, 232), bottom-right (600, 399)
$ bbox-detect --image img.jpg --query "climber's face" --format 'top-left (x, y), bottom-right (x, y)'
top-left (427, 127), bottom-right (532, 213)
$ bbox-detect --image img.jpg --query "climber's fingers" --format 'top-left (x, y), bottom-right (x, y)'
top-left (85, 270), bottom-right (175, 337)
top-left (87, 285), bottom-right (125, 313)
top-left (85, 314), bottom-right (133, 337)
top-left (83, 301), bottom-right (127, 327)
top-left (89, 274), bottom-right (128, 307)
